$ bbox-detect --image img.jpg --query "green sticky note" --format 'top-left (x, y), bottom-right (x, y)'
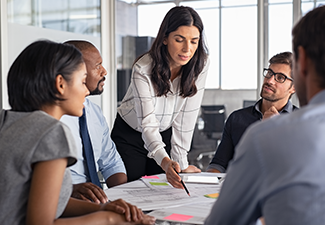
top-left (149, 182), bottom-right (169, 186)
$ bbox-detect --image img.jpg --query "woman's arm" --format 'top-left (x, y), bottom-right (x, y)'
top-left (26, 158), bottom-right (69, 225)
top-left (26, 158), bottom-right (155, 225)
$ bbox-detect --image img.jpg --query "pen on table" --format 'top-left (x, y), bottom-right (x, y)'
top-left (173, 168), bottom-right (190, 196)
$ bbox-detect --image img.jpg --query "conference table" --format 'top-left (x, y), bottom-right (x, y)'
top-left (104, 172), bottom-right (224, 225)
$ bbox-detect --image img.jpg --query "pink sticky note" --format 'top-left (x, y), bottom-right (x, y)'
top-left (164, 213), bottom-right (193, 222)
top-left (142, 175), bottom-right (159, 179)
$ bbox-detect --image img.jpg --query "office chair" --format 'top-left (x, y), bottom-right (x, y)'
top-left (195, 105), bottom-right (226, 164)
top-left (243, 100), bottom-right (256, 108)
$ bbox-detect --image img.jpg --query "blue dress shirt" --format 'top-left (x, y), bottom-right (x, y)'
top-left (61, 98), bottom-right (126, 184)
top-left (205, 90), bottom-right (325, 225)
top-left (207, 99), bottom-right (298, 172)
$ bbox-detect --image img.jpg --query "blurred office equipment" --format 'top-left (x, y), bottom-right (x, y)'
top-left (243, 100), bottom-right (256, 108)
top-left (200, 105), bottom-right (225, 140)
top-left (117, 36), bottom-right (155, 103)
top-left (190, 105), bottom-right (226, 170)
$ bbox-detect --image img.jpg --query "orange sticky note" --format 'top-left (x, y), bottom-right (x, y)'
top-left (142, 175), bottom-right (159, 179)
top-left (164, 213), bottom-right (193, 222)
top-left (204, 193), bottom-right (219, 199)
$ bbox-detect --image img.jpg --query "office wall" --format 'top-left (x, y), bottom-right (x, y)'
top-left (2, 22), bottom-right (101, 109)
top-left (202, 89), bottom-right (257, 117)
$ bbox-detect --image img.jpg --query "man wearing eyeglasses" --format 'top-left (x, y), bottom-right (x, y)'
top-left (205, 6), bottom-right (325, 225)
top-left (207, 51), bottom-right (298, 173)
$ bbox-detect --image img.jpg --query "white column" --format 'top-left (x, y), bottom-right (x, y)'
top-left (0, 0), bottom-right (9, 110)
top-left (257, 0), bottom-right (267, 100)
top-left (101, 0), bottom-right (117, 129)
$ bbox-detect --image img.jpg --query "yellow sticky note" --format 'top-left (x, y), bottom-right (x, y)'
top-left (204, 193), bottom-right (219, 199)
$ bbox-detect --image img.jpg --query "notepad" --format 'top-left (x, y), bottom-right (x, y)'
top-left (180, 173), bottom-right (222, 184)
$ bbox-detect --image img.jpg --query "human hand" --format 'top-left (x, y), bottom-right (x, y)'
top-left (72, 182), bottom-right (108, 204)
top-left (206, 168), bottom-right (221, 173)
top-left (161, 158), bottom-right (183, 189)
top-left (100, 198), bottom-right (154, 223)
top-left (102, 212), bottom-right (156, 225)
top-left (137, 214), bottom-right (156, 225)
top-left (181, 165), bottom-right (201, 173)
top-left (263, 106), bottom-right (279, 120)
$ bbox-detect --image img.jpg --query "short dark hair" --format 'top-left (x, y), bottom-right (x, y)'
top-left (269, 52), bottom-right (293, 71)
top-left (292, 5), bottom-right (325, 88)
top-left (7, 39), bottom-right (84, 111)
top-left (148, 6), bottom-right (208, 97)
top-left (64, 40), bottom-right (96, 53)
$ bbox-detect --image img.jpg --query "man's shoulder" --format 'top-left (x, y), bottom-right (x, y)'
top-left (227, 106), bottom-right (256, 121)
top-left (84, 98), bottom-right (108, 128)
top-left (85, 98), bottom-right (104, 117)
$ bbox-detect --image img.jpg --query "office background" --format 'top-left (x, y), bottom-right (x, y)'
top-left (1, 0), bottom-right (324, 169)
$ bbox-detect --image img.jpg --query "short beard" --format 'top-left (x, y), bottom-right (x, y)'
top-left (260, 91), bottom-right (280, 103)
top-left (262, 96), bottom-right (279, 102)
top-left (89, 87), bottom-right (103, 96)
top-left (89, 78), bottom-right (105, 96)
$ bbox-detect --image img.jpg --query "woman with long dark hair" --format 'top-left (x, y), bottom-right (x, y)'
top-left (112, 6), bottom-right (209, 188)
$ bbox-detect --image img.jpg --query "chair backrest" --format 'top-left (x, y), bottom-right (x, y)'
top-left (243, 100), bottom-right (256, 108)
top-left (200, 105), bottom-right (226, 135)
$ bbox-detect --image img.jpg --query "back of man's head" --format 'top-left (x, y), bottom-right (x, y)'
top-left (292, 5), bottom-right (325, 87)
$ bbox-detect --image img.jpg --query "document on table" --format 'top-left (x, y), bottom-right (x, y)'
top-left (104, 173), bottom-right (221, 211)
top-left (147, 202), bottom-right (216, 224)
top-left (179, 172), bottom-right (226, 184)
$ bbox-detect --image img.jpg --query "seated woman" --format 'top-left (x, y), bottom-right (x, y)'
top-left (0, 40), bottom-right (155, 225)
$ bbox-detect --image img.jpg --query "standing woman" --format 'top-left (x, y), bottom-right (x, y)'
top-left (0, 40), bottom-right (155, 225)
top-left (111, 6), bottom-right (209, 188)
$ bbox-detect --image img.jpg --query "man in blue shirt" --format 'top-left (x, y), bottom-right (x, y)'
top-left (205, 5), bottom-right (325, 225)
top-left (207, 52), bottom-right (298, 173)
top-left (61, 40), bottom-right (127, 204)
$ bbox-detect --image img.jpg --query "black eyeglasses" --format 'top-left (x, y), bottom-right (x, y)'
top-left (263, 68), bottom-right (293, 83)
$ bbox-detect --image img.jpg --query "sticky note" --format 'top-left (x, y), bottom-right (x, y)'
top-left (164, 213), bottom-right (193, 222)
top-left (204, 193), bottom-right (219, 199)
top-left (149, 182), bottom-right (169, 186)
top-left (142, 175), bottom-right (159, 179)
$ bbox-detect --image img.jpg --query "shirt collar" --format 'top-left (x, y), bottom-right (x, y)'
top-left (253, 98), bottom-right (295, 115)
top-left (309, 90), bottom-right (325, 105)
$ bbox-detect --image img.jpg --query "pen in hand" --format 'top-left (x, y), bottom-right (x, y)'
top-left (173, 168), bottom-right (190, 196)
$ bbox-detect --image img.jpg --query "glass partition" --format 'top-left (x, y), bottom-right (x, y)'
top-left (7, 0), bottom-right (101, 37)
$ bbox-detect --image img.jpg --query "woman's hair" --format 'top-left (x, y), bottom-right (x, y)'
top-left (148, 6), bottom-right (208, 97)
top-left (8, 39), bottom-right (84, 112)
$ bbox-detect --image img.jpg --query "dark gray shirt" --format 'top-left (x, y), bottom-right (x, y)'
top-left (0, 110), bottom-right (77, 225)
